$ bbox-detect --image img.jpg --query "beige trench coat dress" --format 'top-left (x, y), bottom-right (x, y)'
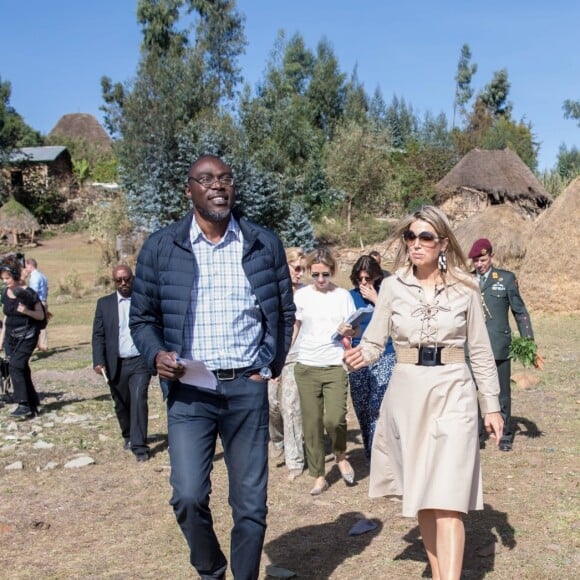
top-left (359, 267), bottom-right (500, 517)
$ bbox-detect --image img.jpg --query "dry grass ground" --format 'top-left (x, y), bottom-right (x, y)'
top-left (0, 234), bottom-right (578, 579)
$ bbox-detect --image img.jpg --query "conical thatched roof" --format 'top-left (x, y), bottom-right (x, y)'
top-left (49, 113), bottom-right (112, 152)
top-left (0, 198), bottom-right (41, 244)
top-left (453, 204), bottom-right (533, 270)
top-left (435, 148), bottom-right (552, 217)
top-left (519, 177), bottom-right (580, 313)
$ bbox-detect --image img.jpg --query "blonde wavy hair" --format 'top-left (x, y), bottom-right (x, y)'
top-left (285, 247), bottom-right (305, 263)
top-left (387, 206), bottom-right (474, 288)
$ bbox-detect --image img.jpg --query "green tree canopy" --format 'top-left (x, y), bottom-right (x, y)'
top-left (556, 143), bottom-right (580, 178)
top-left (100, 0), bottom-right (246, 229)
top-left (0, 76), bottom-right (42, 152)
top-left (479, 68), bottom-right (512, 118)
top-left (453, 43), bottom-right (477, 127)
top-left (563, 99), bottom-right (580, 127)
top-left (324, 121), bottom-right (392, 231)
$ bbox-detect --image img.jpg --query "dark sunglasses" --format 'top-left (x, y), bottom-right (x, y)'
top-left (357, 276), bottom-right (372, 283)
top-left (114, 276), bottom-right (133, 284)
top-left (290, 265), bottom-right (304, 273)
top-left (402, 230), bottom-right (442, 245)
top-left (311, 272), bottom-right (331, 278)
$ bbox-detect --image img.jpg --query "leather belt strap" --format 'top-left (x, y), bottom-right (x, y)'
top-left (213, 367), bottom-right (252, 381)
top-left (395, 345), bottom-right (465, 365)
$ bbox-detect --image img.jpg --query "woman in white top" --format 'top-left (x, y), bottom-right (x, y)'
top-left (293, 247), bottom-right (356, 495)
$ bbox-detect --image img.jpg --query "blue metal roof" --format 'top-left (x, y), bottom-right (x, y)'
top-left (9, 146), bottom-right (68, 163)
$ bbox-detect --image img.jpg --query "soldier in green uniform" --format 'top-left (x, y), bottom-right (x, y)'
top-left (468, 238), bottom-right (535, 452)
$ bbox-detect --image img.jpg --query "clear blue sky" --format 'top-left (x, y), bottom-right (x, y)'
top-left (1, 0), bottom-right (578, 172)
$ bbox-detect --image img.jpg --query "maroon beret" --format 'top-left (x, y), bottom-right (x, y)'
top-left (468, 238), bottom-right (493, 259)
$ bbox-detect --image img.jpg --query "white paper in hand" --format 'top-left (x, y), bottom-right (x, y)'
top-left (175, 358), bottom-right (218, 390)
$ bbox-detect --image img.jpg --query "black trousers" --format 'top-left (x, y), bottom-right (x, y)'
top-left (5, 331), bottom-right (39, 408)
top-left (109, 356), bottom-right (151, 454)
top-left (496, 358), bottom-right (512, 442)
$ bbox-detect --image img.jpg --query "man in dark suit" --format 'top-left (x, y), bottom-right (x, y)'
top-left (468, 238), bottom-right (535, 452)
top-left (92, 265), bottom-right (152, 462)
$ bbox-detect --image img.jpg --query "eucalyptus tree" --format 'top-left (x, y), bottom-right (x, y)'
top-left (100, 0), bottom-right (246, 229)
top-left (324, 121), bottom-right (391, 231)
top-left (479, 68), bottom-right (512, 118)
top-left (368, 86), bottom-right (388, 135)
top-left (342, 66), bottom-right (368, 126)
top-left (240, 31), bottom-right (318, 175)
top-left (0, 76), bottom-right (42, 199)
top-left (455, 67), bottom-right (538, 169)
top-left (556, 144), bottom-right (580, 179)
top-left (306, 38), bottom-right (347, 140)
top-left (480, 116), bottom-right (538, 171)
top-left (240, 30), bottom-right (347, 230)
top-left (563, 99), bottom-right (580, 126)
top-left (385, 95), bottom-right (419, 150)
top-left (0, 77), bottom-right (42, 151)
top-left (452, 44), bottom-right (477, 128)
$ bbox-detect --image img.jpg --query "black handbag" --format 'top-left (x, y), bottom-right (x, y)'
top-left (9, 324), bottom-right (36, 340)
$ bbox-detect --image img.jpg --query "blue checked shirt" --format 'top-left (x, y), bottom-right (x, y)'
top-left (182, 216), bottom-right (263, 370)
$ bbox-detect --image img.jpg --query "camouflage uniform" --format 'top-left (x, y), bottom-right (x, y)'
top-left (268, 352), bottom-right (304, 471)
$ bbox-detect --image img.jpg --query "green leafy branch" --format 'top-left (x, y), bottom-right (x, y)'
top-left (509, 337), bottom-right (537, 368)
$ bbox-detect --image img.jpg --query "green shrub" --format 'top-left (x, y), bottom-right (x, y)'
top-left (57, 269), bottom-right (84, 298)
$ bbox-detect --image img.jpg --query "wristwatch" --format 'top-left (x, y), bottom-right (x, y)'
top-left (259, 367), bottom-right (273, 380)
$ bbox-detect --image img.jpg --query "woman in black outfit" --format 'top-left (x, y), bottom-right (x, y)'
top-left (0, 257), bottom-right (45, 419)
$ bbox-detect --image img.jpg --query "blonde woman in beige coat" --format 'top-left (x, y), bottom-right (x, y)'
top-left (345, 206), bottom-right (503, 580)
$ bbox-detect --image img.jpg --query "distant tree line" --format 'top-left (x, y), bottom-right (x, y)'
top-left (1, 1), bottom-right (579, 245)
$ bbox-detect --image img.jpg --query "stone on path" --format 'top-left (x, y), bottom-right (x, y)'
top-left (33, 440), bottom-right (54, 449)
top-left (5, 461), bottom-right (23, 471)
top-left (64, 456), bottom-right (95, 469)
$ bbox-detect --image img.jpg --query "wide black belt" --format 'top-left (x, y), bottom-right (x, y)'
top-left (395, 345), bottom-right (465, 366)
top-left (212, 367), bottom-right (251, 381)
top-left (417, 346), bottom-right (443, 366)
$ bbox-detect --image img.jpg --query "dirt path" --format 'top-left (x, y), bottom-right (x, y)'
top-left (0, 300), bottom-right (577, 577)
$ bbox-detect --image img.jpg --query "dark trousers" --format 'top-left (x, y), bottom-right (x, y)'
top-left (167, 377), bottom-right (269, 580)
top-left (109, 356), bottom-right (151, 453)
top-left (5, 332), bottom-right (39, 408)
top-left (496, 358), bottom-right (512, 442)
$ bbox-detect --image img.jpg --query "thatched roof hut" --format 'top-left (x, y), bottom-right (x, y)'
top-left (435, 148), bottom-right (552, 221)
top-left (519, 177), bottom-right (580, 313)
top-left (49, 113), bottom-right (112, 153)
top-left (0, 198), bottom-right (41, 244)
top-left (454, 204), bottom-right (533, 270)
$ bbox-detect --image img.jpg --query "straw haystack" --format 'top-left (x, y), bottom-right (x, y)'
top-left (436, 149), bottom-right (552, 221)
top-left (0, 198), bottom-right (41, 244)
top-left (519, 177), bottom-right (580, 313)
top-left (49, 113), bottom-right (112, 153)
top-left (453, 204), bottom-right (533, 270)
